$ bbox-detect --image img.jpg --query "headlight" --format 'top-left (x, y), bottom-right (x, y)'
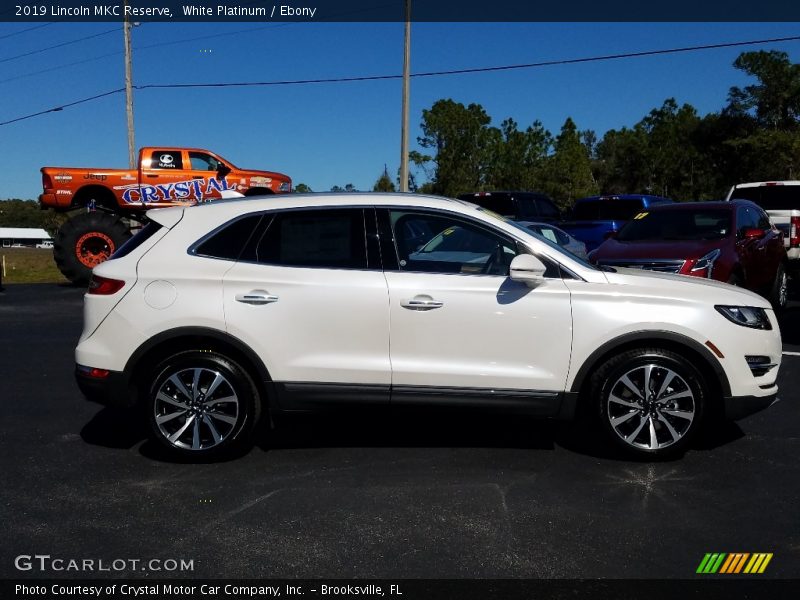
top-left (715, 305), bottom-right (772, 330)
top-left (279, 182), bottom-right (291, 192)
top-left (690, 249), bottom-right (721, 277)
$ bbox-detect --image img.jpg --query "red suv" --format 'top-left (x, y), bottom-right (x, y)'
top-left (590, 200), bottom-right (788, 309)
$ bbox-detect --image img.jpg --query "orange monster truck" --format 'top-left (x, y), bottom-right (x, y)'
top-left (39, 147), bottom-right (292, 284)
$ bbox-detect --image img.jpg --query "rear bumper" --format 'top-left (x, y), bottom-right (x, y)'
top-left (75, 365), bottom-right (135, 408)
top-left (724, 390), bottom-right (778, 420)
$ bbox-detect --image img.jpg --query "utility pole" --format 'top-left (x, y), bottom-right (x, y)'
top-left (123, 0), bottom-right (136, 169)
top-left (399, 0), bottom-right (411, 192)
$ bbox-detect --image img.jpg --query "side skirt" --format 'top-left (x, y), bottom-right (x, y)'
top-left (268, 381), bottom-right (577, 419)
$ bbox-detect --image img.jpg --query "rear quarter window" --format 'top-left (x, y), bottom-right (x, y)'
top-left (192, 214), bottom-right (264, 261)
top-left (110, 221), bottom-right (162, 260)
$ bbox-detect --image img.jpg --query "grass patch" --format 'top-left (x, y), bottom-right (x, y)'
top-left (0, 247), bottom-right (68, 284)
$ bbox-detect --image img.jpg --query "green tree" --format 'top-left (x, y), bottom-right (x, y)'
top-left (485, 118), bottom-right (551, 191)
top-left (543, 118), bottom-right (598, 207)
top-left (594, 127), bottom-right (649, 194)
top-left (330, 184), bottom-right (357, 192)
top-left (720, 50), bottom-right (800, 181)
top-left (372, 166), bottom-right (396, 192)
top-left (293, 183), bottom-right (312, 193)
top-left (0, 199), bottom-right (67, 237)
top-left (638, 99), bottom-right (704, 199)
top-left (727, 50), bottom-right (800, 131)
top-left (413, 99), bottom-right (497, 197)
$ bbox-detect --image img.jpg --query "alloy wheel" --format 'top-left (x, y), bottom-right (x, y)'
top-left (153, 367), bottom-right (240, 451)
top-left (606, 363), bottom-right (695, 451)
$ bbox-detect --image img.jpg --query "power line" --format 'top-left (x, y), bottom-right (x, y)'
top-left (0, 88), bottom-right (124, 126)
top-left (0, 27), bottom-right (119, 64)
top-left (0, 22), bottom-right (57, 41)
top-left (2, 34), bottom-right (799, 127)
top-left (141, 35), bottom-right (800, 89)
top-left (0, 51), bottom-right (124, 85)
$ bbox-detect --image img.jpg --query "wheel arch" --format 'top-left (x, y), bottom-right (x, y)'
top-left (72, 185), bottom-right (118, 210)
top-left (124, 327), bottom-right (273, 407)
top-left (570, 331), bottom-right (731, 409)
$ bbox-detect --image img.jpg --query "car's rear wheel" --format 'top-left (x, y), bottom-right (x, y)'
top-left (146, 350), bottom-right (262, 460)
top-left (768, 263), bottom-right (788, 310)
top-left (591, 348), bottom-right (706, 458)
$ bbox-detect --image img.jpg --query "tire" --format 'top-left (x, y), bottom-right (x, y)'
top-left (590, 348), bottom-right (706, 458)
top-left (53, 212), bottom-right (131, 284)
top-left (146, 350), bottom-right (263, 461)
top-left (768, 263), bottom-right (788, 311)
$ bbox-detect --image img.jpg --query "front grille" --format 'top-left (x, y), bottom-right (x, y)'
top-left (597, 259), bottom-right (686, 273)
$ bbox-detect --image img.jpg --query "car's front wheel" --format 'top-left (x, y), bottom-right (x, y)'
top-left (768, 263), bottom-right (788, 310)
top-left (146, 350), bottom-right (262, 460)
top-left (591, 348), bottom-right (706, 458)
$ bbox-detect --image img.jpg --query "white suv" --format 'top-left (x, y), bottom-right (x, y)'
top-left (75, 194), bottom-right (782, 460)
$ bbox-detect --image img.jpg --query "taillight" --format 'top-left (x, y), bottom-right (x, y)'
top-left (791, 216), bottom-right (800, 248)
top-left (42, 172), bottom-right (53, 189)
top-left (88, 275), bottom-right (125, 295)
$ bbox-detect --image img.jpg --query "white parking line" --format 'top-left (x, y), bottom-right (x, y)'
top-left (783, 351), bottom-right (800, 356)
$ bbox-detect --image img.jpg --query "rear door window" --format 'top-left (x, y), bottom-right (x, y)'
top-left (253, 208), bottom-right (368, 269)
top-left (149, 150), bottom-right (183, 170)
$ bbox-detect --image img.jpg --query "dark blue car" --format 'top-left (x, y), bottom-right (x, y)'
top-left (559, 194), bottom-right (674, 252)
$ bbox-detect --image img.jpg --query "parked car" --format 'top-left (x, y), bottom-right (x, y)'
top-left (726, 181), bottom-right (800, 274)
top-left (457, 191), bottom-right (562, 223)
top-left (75, 193), bottom-right (781, 461)
top-left (560, 194), bottom-right (674, 252)
top-left (590, 201), bottom-right (788, 309)
top-left (35, 240), bottom-right (54, 249)
top-left (520, 221), bottom-right (587, 259)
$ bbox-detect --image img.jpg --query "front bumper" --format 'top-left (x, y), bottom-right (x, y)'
top-left (75, 365), bottom-right (135, 408)
top-left (724, 389), bottom-right (779, 420)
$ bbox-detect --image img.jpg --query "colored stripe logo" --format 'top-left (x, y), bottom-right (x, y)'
top-left (696, 553), bottom-right (773, 574)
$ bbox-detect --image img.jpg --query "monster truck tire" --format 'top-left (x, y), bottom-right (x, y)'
top-left (54, 212), bottom-right (131, 285)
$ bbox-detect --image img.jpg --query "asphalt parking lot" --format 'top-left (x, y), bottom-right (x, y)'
top-left (1, 283), bottom-right (798, 580)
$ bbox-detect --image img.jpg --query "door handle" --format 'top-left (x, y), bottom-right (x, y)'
top-left (235, 292), bottom-right (279, 305)
top-left (400, 296), bottom-right (444, 310)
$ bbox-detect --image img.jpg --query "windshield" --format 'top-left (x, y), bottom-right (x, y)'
top-left (617, 209), bottom-right (732, 241)
top-left (475, 207), bottom-right (601, 271)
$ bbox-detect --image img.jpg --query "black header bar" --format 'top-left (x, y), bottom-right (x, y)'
top-left (4, 1), bottom-right (800, 23)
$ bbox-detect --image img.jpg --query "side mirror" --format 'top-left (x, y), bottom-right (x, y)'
top-left (509, 254), bottom-right (547, 286)
top-left (743, 227), bottom-right (766, 240)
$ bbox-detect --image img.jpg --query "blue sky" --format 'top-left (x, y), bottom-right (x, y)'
top-left (0, 21), bottom-right (798, 199)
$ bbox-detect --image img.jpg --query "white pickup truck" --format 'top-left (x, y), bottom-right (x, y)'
top-left (727, 181), bottom-right (800, 273)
